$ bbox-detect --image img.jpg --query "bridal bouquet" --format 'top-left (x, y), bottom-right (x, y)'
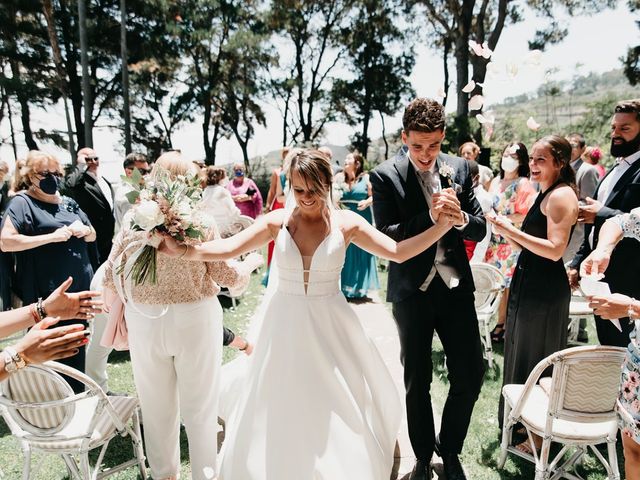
top-left (117, 167), bottom-right (210, 285)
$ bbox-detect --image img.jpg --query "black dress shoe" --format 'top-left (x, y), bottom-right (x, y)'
top-left (435, 437), bottom-right (467, 480)
top-left (409, 459), bottom-right (432, 480)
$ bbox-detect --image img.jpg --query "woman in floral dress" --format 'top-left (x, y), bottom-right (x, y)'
top-left (582, 206), bottom-right (640, 479)
top-left (484, 142), bottom-right (536, 341)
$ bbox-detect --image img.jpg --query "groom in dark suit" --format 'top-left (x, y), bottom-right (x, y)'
top-left (569, 98), bottom-right (640, 347)
top-left (371, 98), bottom-right (486, 480)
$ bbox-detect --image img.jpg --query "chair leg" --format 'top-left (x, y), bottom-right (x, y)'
top-left (535, 437), bottom-right (552, 480)
top-left (79, 453), bottom-right (91, 480)
top-left (132, 409), bottom-right (148, 479)
top-left (498, 402), bottom-right (512, 468)
top-left (21, 444), bottom-right (31, 480)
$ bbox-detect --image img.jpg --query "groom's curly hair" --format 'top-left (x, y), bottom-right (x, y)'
top-left (402, 98), bottom-right (445, 133)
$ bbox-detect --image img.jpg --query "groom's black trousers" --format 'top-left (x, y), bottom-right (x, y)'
top-left (392, 275), bottom-right (485, 459)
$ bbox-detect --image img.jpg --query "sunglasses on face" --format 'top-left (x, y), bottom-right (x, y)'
top-left (85, 156), bottom-right (99, 162)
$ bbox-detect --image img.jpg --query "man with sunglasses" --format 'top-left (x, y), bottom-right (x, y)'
top-left (64, 147), bottom-right (115, 269)
top-left (114, 153), bottom-right (150, 232)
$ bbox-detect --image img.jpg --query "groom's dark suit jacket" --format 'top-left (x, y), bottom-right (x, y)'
top-left (570, 154), bottom-right (640, 298)
top-left (371, 150), bottom-right (486, 303)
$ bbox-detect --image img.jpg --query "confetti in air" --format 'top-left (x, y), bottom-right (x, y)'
top-left (526, 116), bottom-right (541, 131)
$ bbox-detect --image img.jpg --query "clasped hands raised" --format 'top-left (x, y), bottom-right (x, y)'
top-left (431, 188), bottom-right (465, 227)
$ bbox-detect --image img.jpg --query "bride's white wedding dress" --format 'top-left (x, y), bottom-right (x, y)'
top-left (219, 222), bottom-right (401, 479)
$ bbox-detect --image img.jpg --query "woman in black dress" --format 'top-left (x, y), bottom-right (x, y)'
top-left (487, 135), bottom-right (579, 453)
top-left (0, 151), bottom-right (96, 391)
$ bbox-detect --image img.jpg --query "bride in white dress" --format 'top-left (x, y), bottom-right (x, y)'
top-left (160, 149), bottom-right (458, 479)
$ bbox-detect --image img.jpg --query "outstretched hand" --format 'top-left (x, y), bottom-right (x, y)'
top-left (15, 318), bottom-right (88, 365)
top-left (42, 277), bottom-right (102, 321)
top-left (579, 248), bottom-right (610, 279)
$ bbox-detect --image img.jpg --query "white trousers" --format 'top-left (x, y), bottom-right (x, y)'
top-left (126, 297), bottom-right (223, 480)
top-left (85, 311), bottom-right (111, 391)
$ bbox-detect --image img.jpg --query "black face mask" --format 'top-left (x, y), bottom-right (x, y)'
top-left (38, 173), bottom-right (60, 195)
top-left (611, 131), bottom-right (640, 158)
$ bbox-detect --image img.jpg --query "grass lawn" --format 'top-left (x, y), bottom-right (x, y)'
top-left (0, 263), bottom-right (625, 479)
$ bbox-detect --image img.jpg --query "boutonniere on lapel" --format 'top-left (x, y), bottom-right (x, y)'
top-left (438, 162), bottom-right (462, 193)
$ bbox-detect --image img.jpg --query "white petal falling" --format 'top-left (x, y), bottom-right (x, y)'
top-left (508, 143), bottom-right (520, 154)
top-left (468, 40), bottom-right (484, 57)
top-left (526, 116), bottom-right (541, 131)
top-left (525, 49), bottom-right (543, 66)
top-left (483, 110), bottom-right (496, 124)
top-left (484, 124), bottom-right (495, 140)
top-left (462, 80), bottom-right (476, 93)
top-left (481, 42), bottom-right (493, 59)
top-left (436, 87), bottom-right (447, 98)
top-left (476, 113), bottom-right (488, 124)
top-left (506, 62), bottom-right (519, 79)
top-left (468, 95), bottom-right (484, 111)
top-left (485, 62), bottom-right (500, 79)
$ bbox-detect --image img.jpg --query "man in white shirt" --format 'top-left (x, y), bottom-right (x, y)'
top-left (64, 147), bottom-right (115, 268)
top-left (569, 98), bottom-right (640, 346)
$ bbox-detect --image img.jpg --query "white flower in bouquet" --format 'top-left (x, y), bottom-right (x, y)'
top-left (134, 200), bottom-right (165, 231)
top-left (117, 166), bottom-right (208, 286)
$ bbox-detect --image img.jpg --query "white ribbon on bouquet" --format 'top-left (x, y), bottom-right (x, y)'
top-left (112, 233), bottom-right (169, 319)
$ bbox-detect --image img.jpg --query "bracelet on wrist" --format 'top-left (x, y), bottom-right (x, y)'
top-left (628, 298), bottom-right (639, 321)
top-left (29, 303), bottom-right (42, 324)
top-left (2, 347), bottom-right (26, 374)
top-left (36, 297), bottom-right (47, 320)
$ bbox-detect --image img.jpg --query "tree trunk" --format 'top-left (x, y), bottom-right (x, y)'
top-left (9, 60), bottom-right (38, 150)
top-left (2, 84), bottom-right (18, 160)
top-left (379, 110), bottom-right (389, 161)
top-left (454, 33), bottom-right (471, 145)
top-left (120, 0), bottom-right (131, 153)
top-left (42, 0), bottom-right (76, 159)
top-left (58, 0), bottom-right (85, 149)
top-left (442, 37), bottom-right (451, 108)
top-left (77, 0), bottom-right (93, 147)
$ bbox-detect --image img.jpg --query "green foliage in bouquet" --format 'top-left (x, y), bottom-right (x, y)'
top-left (116, 167), bottom-right (208, 286)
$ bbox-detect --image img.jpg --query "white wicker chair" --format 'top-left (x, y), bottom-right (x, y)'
top-left (0, 361), bottom-right (147, 480)
top-left (498, 345), bottom-right (625, 480)
top-left (218, 214), bottom-right (254, 239)
top-left (217, 214), bottom-right (255, 308)
top-left (567, 293), bottom-right (593, 345)
top-left (470, 263), bottom-right (505, 368)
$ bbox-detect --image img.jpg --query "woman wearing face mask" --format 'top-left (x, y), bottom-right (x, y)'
top-left (484, 143), bottom-right (536, 342)
top-left (226, 162), bottom-right (263, 219)
top-left (0, 150), bottom-right (96, 391)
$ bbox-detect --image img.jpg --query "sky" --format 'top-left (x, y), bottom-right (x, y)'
top-left (0, 3), bottom-right (638, 182)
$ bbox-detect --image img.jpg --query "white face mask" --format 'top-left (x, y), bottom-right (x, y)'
top-left (501, 156), bottom-right (519, 173)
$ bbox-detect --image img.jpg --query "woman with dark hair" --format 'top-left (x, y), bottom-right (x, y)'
top-left (488, 135), bottom-right (578, 454)
top-left (484, 142), bottom-right (536, 342)
top-left (160, 149), bottom-right (459, 480)
top-left (335, 151), bottom-right (380, 299)
top-left (201, 165), bottom-right (242, 234)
